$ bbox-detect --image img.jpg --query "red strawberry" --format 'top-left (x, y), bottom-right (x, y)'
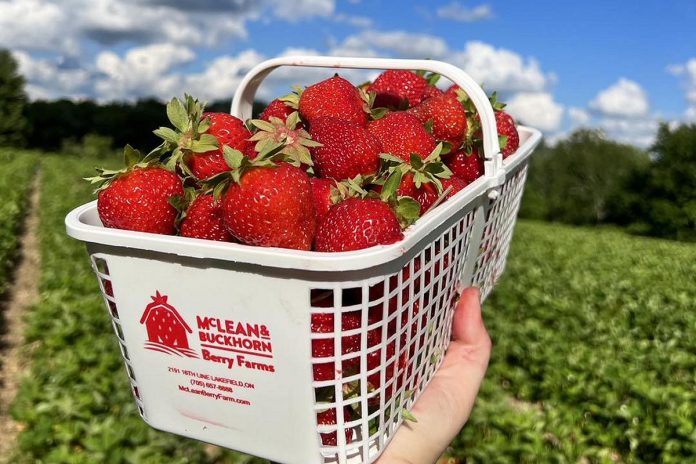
top-left (221, 162), bottom-right (316, 250)
top-left (367, 70), bottom-right (428, 108)
top-left (309, 117), bottom-right (382, 180)
top-left (259, 99), bottom-right (298, 126)
top-left (299, 75), bottom-right (367, 127)
top-left (368, 112), bottom-right (436, 162)
top-left (311, 311), bottom-right (362, 381)
top-left (180, 194), bottom-right (233, 242)
top-left (496, 110), bottom-right (519, 158)
top-left (445, 84), bottom-right (461, 97)
top-left (408, 94), bottom-right (467, 145)
top-left (310, 177), bottom-right (334, 223)
top-left (367, 338), bottom-right (408, 404)
top-left (315, 198), bottom-right (403, 252)
top-left (189, 113), bottom-right (253, 180)
top-left (422, 84), bottom-right (444, 99)
top-left (97, 166), bottom-right (182, 235)
top-left (413, 176), bottom-right (468, 214)
top-left (317, 407), bottom-right (353, 446)
top-left (445, 148), bottom-right (484, 184)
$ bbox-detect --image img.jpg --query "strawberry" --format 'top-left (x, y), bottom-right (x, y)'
top-left (496, 110), bottom-right (519, 158)
top-left (308, 117), bottom-right (382, 180)
top-left (153, 96), bottom-right (253, 180)
top-left (91, 146), bottom-right (183, 235)
top-left (317, 407), bottom-right (353, 446)
top-left (299, 75), bottom-right (368, 127)
top-left (445, 148), bottom-right (484, 185)
top-left (315, 198), bottom-right (403, 252)
top-left (259, 98), bottom-right (299, 126)
top-left (179, 194), bottom-right (233, 242)
top-left (413, 176), bottom-right (468, 215)
top-left (366, 338), bottom-right (408, 404)
top-left (422, 83), bottom-right (444, 99)
top-left (189, 112), bottom-right (254, 179)
top-left (366, 70), bottom-right (428, 108)
top-left (311, 311), bottom-right (362, 381)
top-left (408, 93), bottom-right (467, 145)
top-left (368, 112), bottom-right (436, 162)
top-left (310, 177), bottom-right (334, 223)
top-left (220, 160), bottom-right (316, 251)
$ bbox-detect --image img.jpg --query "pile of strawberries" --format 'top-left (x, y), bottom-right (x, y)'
top-left (89, 69), bottom-right (519, 253)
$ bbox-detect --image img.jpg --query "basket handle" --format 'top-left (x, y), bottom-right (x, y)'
top-left (230, 55), bottom-right (502, 171)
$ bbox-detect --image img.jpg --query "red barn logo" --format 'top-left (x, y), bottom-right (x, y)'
top-left (140, 292), bottom-right (197, 358)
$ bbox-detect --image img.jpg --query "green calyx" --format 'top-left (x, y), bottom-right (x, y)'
top-left (169, 186), bottom-right (198, 228)
top-left (488, 91), bottom-right (507, 111)
top-left (329, 174), bottom-right (378, 205)
top-left (278, 85), bottom-right (303, 109)
top-left (201, 142), bottom-right (286, 200)
top-left (84, 144), bottom-right (159, 193)
top-left (359, 87), bottom-right (389, 120)
top-left (151, 94), bottom-right (218, 177)
top-left (247, 112), bottom-right (320, 167)
top-left (378, 143), bottom-right (453, 201)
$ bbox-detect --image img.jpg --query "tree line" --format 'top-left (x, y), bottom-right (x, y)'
top-left (0, 49), bottom-right (694, 242)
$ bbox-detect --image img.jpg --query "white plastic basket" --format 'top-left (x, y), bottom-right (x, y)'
top-left (65, 56), bottom-right (541, 464)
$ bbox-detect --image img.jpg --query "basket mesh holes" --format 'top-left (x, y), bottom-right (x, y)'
top-left (120, 343), bottom-right (129, 360)
top-left (133, 386), bottom-right (140, 399)
top-left (138, 405), bottom-right (145, 417)
top-left (310, 289), bottom-right (334, 308)
top-left (93, 257), bottom-right (109, 274)
top-left (113, 321), bottom-right (125, 342)
top-left (127, 364), bottom-right (136, 381)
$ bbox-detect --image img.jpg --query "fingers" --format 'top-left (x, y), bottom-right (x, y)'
top-left (452, 287), bottom-right (491, 348)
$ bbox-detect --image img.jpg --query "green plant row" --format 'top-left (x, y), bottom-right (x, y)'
top-left (451, 222), bottom-right (696, 463)
top-left (0, 149), bottom-right (37, 299)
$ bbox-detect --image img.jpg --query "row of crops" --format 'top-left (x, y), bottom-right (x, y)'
top-left (3, 150), bottom-right (696, 463)
top-left (0, 150), bottom-right (36, 299)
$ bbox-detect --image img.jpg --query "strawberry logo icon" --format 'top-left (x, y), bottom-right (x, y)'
top-left (140, 291), bottom-right (197, 358)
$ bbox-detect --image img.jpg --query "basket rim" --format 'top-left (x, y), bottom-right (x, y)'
top-left (65, 126), bottom-right (541, 272)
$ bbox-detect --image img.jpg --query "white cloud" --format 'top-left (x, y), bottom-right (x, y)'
top-left (589, 78), bottom-right (649, 118)
top-left (597, 116), bottom-right (658, 147)
top-left (436, 2), bottom-right (493, 22)
top-left (569, 106), bottom-right (590, 126)
top-left (335, 30), bottom-right (449, 59)
top-left (450, 41), bottom-right (550, 93)
top-left (505, 92), bottom-right (564, 132)
top-left (94, 44), bottom-right (195, 101)
top-left (669, 58), bottom-right (696, 120)
top-left (12, 50), bottom-right (92, 100)
top-left (272, 0), bottom-right (334, 20)
top-left (333, 13), bottom-right (372, 28)
top-left (183, 50), bottom-right (265, 102)
top-left (0, 0), bottom-right (77, 53)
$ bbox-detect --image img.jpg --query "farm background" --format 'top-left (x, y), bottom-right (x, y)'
top-left (1, 0), bottom-right (696, 462)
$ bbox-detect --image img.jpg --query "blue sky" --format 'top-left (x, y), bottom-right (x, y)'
top-left (2, 0), bottom-right (695, 146)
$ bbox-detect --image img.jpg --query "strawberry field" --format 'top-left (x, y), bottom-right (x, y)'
top-left (0, 150), bottom-right (36, 300)
top-left (3, 150), bottom-right (696, 463)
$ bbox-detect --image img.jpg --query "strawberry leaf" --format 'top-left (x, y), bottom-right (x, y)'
top-left (153, 127), bottom-right (179, 144)
top-left (222, 146), bottom-right (244, 170)
top-left (410, 153), bottom-right (424, 170)
top-left (381, 170), bottom-right (403, 202)
top-left (166, 97), bottom-right (188, 132)
top-left (123, 144), bottom-right (141, 168)
top-left (395, 197), bottom-right (421, 229)
top-left (426, 72), bottom-right (441, 86)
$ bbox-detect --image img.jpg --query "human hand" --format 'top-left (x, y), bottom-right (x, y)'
top-left (376, 287), bottom-right (492, 464)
